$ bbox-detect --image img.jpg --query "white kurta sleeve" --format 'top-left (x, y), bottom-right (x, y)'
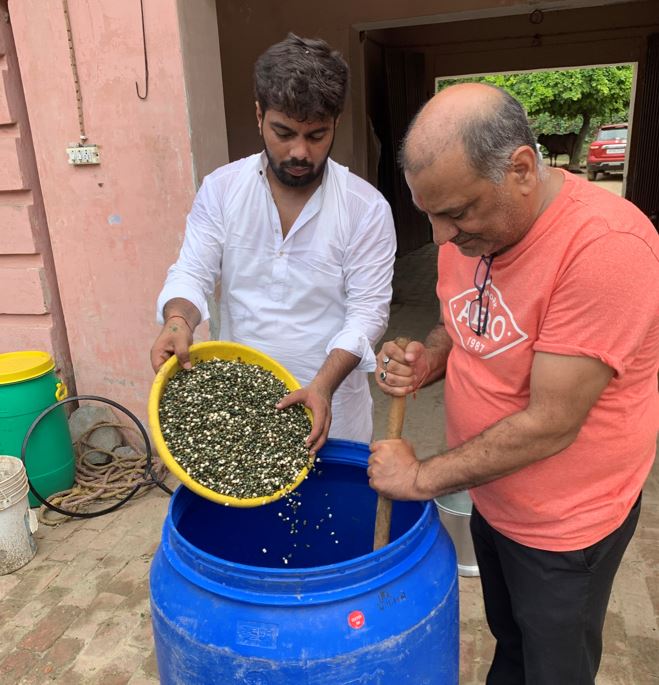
top-left (156, 174), bottom-right (225, 324)
top-left (325, 196), bottom-right (396, 371)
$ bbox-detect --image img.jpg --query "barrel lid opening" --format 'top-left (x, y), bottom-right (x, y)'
top-left (0, 351), bottom-right (56, 385)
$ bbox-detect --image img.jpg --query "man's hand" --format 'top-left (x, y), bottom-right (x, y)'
top-left (375, 340), bottom-right (430, 397)
top-left (276, 382), bottom-right (332, 455)
top-left (276, 348), bottom-right (360, 455)
top-left (367, 438), bottom-right (427, 500)
top-left (150, 319), bottom-right (194, 372)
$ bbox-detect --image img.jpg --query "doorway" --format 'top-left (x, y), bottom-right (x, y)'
top-left (362, 4), bottom-right (659, 249)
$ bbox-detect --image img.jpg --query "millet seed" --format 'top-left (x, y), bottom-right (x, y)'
top-left (159, 358), bottom-right (311, 499)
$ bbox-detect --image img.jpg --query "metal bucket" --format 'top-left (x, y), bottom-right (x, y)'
top-left (0, 455), bottom-right (38, 575)
top-left (435, 491), bottom-right (479, 577)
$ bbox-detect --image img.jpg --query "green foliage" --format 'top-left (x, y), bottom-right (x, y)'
top-left (436, 66), bottom-right (632, 139)
top-left (527, 114), bottom-right (605, 150)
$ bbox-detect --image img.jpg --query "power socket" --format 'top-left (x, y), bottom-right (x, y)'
top-left (66, 144), bottom-right (100, 165)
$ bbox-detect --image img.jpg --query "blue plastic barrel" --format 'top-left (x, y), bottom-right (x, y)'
top-left (150, 439), bottom-right (459, 684)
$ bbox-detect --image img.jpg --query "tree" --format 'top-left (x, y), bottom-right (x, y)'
top-left (437, 66), bottom-right (633, 170)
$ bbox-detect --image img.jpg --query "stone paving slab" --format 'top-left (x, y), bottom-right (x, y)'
top-left (2, 243), bottom-right (657, 684)
top-left (0, 490), bottom-right (170, 685)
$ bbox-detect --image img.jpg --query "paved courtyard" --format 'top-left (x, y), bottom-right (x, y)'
top-left (1, 237), bottom-right (657, 684)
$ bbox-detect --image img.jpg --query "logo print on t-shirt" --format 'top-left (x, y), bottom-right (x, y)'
top-left (448, 283), bottom-right (528, 358)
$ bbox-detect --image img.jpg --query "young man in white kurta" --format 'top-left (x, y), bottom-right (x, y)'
top-left (152, 34), bottom-right (396, 450)
top-left (156, 151), bottom-right (395, 443)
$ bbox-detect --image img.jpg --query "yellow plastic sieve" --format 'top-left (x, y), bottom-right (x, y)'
top-left (148, 341), bottom-right (314, 507)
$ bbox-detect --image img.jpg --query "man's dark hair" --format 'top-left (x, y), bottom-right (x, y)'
top-left (254, 33), bottom-right (348, 122)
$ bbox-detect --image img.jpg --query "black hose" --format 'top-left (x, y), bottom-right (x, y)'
top-left (20, 394), bottom-right (172, 519)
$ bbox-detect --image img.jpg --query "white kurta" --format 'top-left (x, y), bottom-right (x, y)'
top-left (157, 153), bottom-right (396, 442)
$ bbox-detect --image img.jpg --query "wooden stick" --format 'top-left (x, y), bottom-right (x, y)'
top-left (373, 336), bottom-right (410, 551)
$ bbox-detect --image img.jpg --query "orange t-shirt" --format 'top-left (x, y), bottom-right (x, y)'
top-left (438, 170), bottom-right (659, 551)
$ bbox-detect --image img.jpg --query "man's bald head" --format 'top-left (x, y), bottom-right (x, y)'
top-left (401, 83), bottom-right (541, 184)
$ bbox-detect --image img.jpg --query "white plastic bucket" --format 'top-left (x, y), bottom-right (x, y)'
top-left (435, 491), bottom-right (479, 577)
top-left (0, 455), bottom-right (38, 575)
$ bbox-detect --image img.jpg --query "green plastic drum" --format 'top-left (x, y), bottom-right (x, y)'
top-left (0, 351), bottom-right (75, 507)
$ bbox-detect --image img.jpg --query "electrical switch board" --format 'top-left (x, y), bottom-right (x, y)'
top-left (66, 144), bottom-right (100, 165)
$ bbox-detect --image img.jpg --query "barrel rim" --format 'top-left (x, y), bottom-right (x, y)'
top-left (158, 439), bottom-right (447, 604)
top-left (0, 455), bottom-right (28, 480)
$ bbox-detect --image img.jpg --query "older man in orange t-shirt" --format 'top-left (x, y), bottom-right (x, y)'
top-left (368, 83), bottom-right (659, 685)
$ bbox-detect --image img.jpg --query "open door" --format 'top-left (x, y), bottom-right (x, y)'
top-left (378, 49), bottom-right (431, 255)
top-left (627, 33), bottom-right (659, 230)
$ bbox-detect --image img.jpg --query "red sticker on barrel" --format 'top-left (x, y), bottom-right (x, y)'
top-left (348, 610), bottom-right (365, 629)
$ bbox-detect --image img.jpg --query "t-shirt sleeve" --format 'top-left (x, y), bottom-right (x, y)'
top-left (534, 230), bottom-right (659, 378)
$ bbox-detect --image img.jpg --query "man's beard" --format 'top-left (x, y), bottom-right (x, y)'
top-left (264, 142), bottom-right (332, 188)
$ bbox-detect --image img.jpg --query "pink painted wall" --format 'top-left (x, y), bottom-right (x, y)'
top-left (7, 0), bottom-right (223, 420)
top-left (0, 1), bottom-right (74, 386)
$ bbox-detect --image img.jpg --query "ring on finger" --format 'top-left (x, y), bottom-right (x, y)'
top-left (383, 355), bottom-right (390, 367)
top-left (379, 370), bottom-right (387, 382)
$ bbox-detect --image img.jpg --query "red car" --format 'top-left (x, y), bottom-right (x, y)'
top-left (586, 123), bottom-right (627, 181)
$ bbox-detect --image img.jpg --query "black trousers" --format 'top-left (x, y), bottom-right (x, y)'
top-left (470, 495), bottom-right (641, 685)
